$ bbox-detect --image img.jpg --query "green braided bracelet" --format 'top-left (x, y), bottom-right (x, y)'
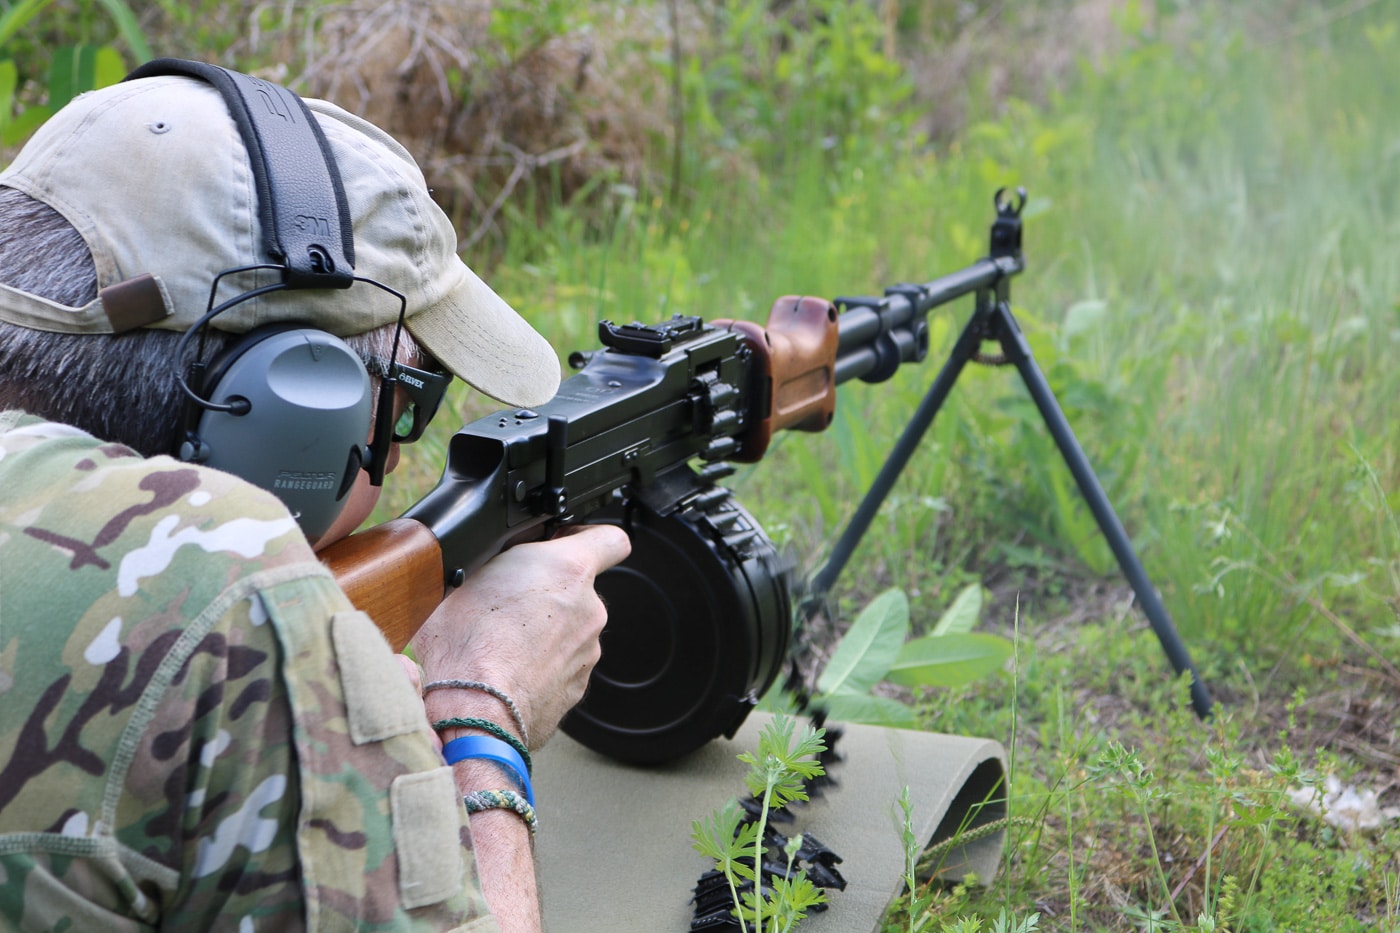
top-left (432, 716), bottom-right (532, 774)
top-left (463, 789), bottom-right (538, 834)
top-left (422, 679), bottom-right (530, 747)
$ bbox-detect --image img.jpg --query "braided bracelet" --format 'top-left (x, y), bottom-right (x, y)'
top-left (464, 789), bottom-right (538, 835)
top-left (431, 717), bottom-right (532, 775)
top-left (422, 679), bottom-right (530, 747)
top-left (442, 735), bottom-right (534, 806)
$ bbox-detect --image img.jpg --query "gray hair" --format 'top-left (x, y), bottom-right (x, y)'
top-left (0, 187), bottom-right (419, 456)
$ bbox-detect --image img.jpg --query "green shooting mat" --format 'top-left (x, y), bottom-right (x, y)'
top-left (534, 714), bottom-right (1007, 932)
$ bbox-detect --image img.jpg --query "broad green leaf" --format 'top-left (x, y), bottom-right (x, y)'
top-left (92, 45), bottom-right (126, 89)
top-left (887, 632), bottom-right (1014, 688)
top-left (1, 103), bottom-right (49, 146)
top-left (49, 45), bottom-right (86, 111)
top-left (815, 588), bottom-right (908, 696)
top-left (0, 0), bottom-right (53, 50)
top-left (93, 0), bottom-right (151, 62)
top-left (47, 44), bottom-right (124, 111)
top-left (0, 58), bottom-right (15, 128)
top-left (821, 688), bottom-right (918, 728)
top-left (929, 583), bottom-right (984, 637)
top-left (21, 44), bottom-right (127, 143)
top-left (0, 0), bottom-right (147, 69)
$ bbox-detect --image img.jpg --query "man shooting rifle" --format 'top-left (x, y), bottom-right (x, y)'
top-left (0, 62), bottom-right (628, 932)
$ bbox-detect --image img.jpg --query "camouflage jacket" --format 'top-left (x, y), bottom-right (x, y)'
top-left (0, 412), bottom-right (498, 932)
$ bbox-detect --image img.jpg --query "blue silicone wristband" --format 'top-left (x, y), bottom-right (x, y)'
top-left (442, 735), bottom-right (535, 806)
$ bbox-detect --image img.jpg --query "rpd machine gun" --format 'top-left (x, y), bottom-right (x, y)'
top-left (325, 189), bottom-right (1211, 765)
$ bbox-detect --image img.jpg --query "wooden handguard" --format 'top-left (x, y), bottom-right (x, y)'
top-left (321, 517), bottom-right (446, 652)
top-left (715, 295), bottom-right (840, 462)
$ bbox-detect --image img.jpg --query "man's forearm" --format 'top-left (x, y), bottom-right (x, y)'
top-left (463, 802), bottom-right (542, 933)
top-left (429, 691), bottom-right (543, 932)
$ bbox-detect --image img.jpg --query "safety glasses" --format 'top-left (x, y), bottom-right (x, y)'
top-left (372, 358), bottom-right (452, 444)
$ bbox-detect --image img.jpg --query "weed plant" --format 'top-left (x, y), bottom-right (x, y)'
top-left (464, 4), bottom-right (1400, 929)
top-left (10, 0), bottom-right (1383, 926)
top-left (363, 3), bottom-right (1400, 926)
top-left (692, 715), bottom-right (830, 932)
top-left (352, 2), bottom-right (1400, 927)
top-left (456, 0), bottom-right (1399, 650)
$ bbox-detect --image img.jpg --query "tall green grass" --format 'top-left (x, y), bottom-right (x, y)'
top-left (395, 5), bottom-right (1395, 659)
top-left (384, 4), bottom-right (1399, 927)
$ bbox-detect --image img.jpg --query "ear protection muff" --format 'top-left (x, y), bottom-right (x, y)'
top-left (178, 323), bottom-right (374, 540)
top-left (125, 58), bottom-right (405, 539)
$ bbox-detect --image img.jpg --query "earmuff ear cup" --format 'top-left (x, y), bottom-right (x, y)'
top-left (186, 325), bottom-right (372, 539)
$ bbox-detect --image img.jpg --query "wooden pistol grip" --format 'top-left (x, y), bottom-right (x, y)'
top-left (321, 518), bottom-right (446, 652)
top-left (716, 295), bottom-right (839, 462)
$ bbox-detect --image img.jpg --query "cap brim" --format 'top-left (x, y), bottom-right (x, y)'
top-left (404, 260), bottom-right (561, 409)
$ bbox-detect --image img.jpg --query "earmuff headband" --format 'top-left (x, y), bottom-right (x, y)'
top-left (124, 59), bottom-right (355, 289)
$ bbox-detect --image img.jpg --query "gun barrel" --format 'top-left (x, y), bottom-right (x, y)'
top-left (833, 255), bottom-right (1021, 385)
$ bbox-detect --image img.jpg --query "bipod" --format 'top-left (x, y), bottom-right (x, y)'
top-left (804, 188), bottom-right (1213, 720)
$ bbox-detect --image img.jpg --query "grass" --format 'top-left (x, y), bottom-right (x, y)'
top-left (376, 2), bottom-right (1400, 928)
top-left (2, 0), bottom-right (1393, 927)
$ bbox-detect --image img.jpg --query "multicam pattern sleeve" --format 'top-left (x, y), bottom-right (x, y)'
top-left (0, 412), bottom-right (498, 932)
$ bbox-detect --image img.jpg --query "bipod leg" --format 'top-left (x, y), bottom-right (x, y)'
top-left (987, 299), bottom-right (1214, 719)
top-left (807, 303), bottom-right (989, 604)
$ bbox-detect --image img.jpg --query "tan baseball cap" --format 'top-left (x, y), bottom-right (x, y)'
top-left (0, 74), bottom-right (561, 408)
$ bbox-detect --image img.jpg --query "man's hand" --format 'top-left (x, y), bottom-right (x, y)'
top-left (408, 526), bottom-right (628, 933)
top-left (410, 523), bottom-right (631, 749)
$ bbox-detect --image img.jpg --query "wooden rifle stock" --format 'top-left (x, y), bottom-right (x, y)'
top-left (321, 518), bottom-right (445, 651)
